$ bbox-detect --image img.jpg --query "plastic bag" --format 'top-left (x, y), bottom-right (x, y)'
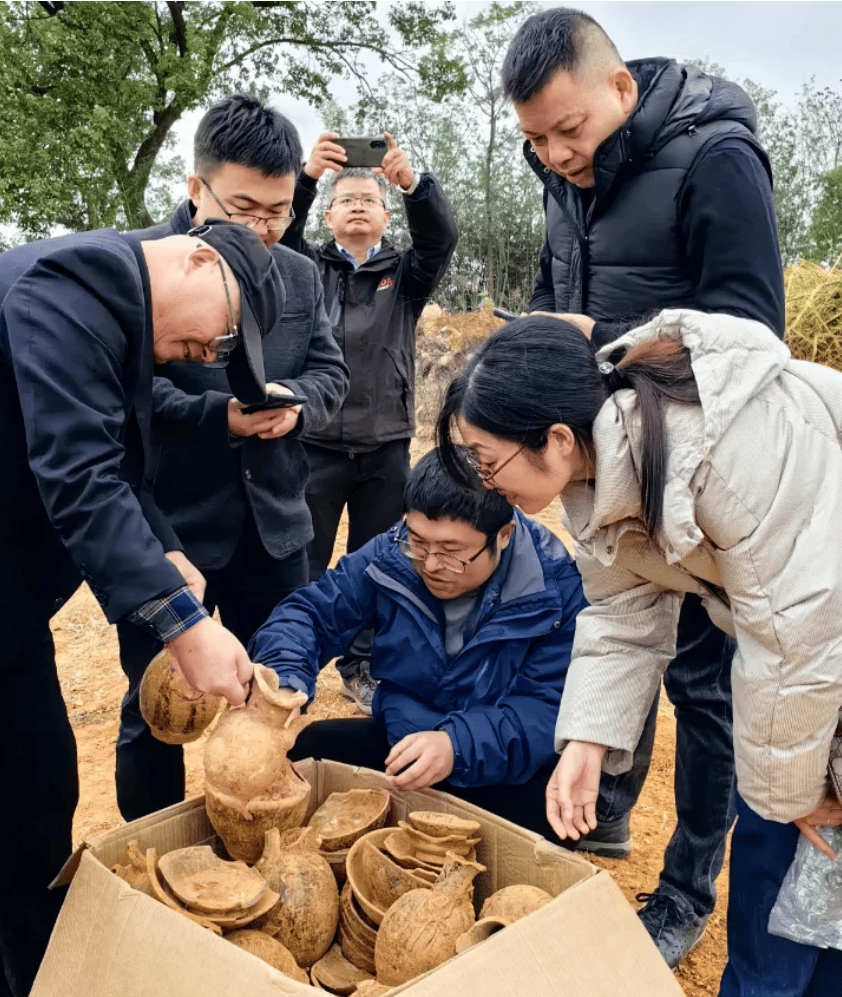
top-left (768, 826), bottom-right (842, 949)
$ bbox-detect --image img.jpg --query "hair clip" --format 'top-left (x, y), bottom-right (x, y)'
top-left (598, 361), bottom-right (615, 375)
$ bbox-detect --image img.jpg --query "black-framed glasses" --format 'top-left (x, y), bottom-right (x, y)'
top-left (211, 261), bottom-right (240, 362)
top-left (464, 444), bottom-right (526, 485)
top-left (395, 524), bottom-right (495, 574)
top-left (199, 177), bottom-right (295, 232)
top-left (328, 194), bottom-right (386, 210)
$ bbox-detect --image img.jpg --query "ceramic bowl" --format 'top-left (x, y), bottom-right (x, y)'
top-left (308, 789), bottom-right (391, 852)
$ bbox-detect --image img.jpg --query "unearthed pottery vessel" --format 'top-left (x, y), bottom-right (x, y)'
top-left (397, 821), bottom-right (480, 860)
top-left (338, 883), bottom-right (378, 973)
top-left (320, 845), bottom-right (351, 885)
top-left (201, 888), bottom-right (279, 929)
top-left (355, 830), bottom-right (433, 912)
top-left (353, 983), bottom-right (393, 997)
top-left (158, 845), bottom-right (267, 915)
top-left (408, 812), bottom-right (481, 839)
top-left (308, 789), bottom-right (391, 852)
top-left (112, 840), bottom-right (153, 896)
top-left (310, 943), bottom-right (372, 994)
top-left (139, 647), bottom-right (222, 744)
top-left (204, 664), bottom-right (311, 863)
top-left (479, 884), bottom-right (553, 923)
top-left (225, 929), bottom-right (309, 984)
top-left (374, 853), bottom-right (486, 986)
top-left (252, 826), bottom-right (339, 967)
top-left (454, 915), bottom-right (510, 952)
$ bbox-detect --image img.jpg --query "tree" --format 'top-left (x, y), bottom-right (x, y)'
top-left (806, 165), bottom-right (842, 266)
top-left (0, 1), bottom-right (460, 235)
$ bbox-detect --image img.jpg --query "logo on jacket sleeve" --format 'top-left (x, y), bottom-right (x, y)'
top-left (377, 277), bottom-right (394, 291)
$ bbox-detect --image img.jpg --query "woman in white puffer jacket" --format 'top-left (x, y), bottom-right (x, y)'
top-left (436, 309), bottom-right (842, 997)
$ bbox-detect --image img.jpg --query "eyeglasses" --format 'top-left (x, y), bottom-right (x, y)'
top-left (199, 177), bottom-right (295, 232)
top-left (210, 261), bottom-right (240, 362)
top-left (464, 445), bottom-right (526, 485)
top-left (395, 526), bottom-right (495, 574)
top-left (328, 194), bottom-right (386, 210)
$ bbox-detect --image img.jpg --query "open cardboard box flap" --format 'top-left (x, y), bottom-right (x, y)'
top-left (33, 760), bottom-right (683, 997)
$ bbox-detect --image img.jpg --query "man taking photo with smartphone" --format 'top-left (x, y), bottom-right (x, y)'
top-left (281, 131), bottom-right (458, 713)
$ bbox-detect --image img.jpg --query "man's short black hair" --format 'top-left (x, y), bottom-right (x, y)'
top-left (194, 94), bottom-right (303, 178)
top-left (502, 7), bottom-right (620, 104)
top-left (403, 449), bottom-right (514, 540)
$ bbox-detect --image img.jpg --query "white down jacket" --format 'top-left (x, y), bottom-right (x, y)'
top-left (556, 309), bottom-right (842, 823)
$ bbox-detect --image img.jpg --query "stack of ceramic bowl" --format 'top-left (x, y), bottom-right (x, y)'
top-left (307, 788), bottom-right (391, 885)
top-left (154, 845), bottom-right (279, 930)
top-left (382, 812), bottom-right (481, 874)
top-left (309, 942), bottom-right (374, 994)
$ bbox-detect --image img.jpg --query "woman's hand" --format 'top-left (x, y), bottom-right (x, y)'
top-left (794, 794), bottom-right (842, 859)
top-left (546, 740), bottom-right (607, 840)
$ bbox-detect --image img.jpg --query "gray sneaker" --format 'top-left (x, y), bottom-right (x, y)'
top-left (636, 890), bottom-right (708, 969)
top-left (574, 812), bottom-right (632, 858)
top-left (339, 668), bottom-right (377, 714)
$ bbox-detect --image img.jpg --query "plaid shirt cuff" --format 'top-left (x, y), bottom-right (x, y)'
top-left (128, 585), bottom-right (209, 643)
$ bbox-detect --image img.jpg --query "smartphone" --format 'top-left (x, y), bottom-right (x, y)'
top-left (240, 393), bottom-right (307, 416)
top-left (493, 307), bottom-right (518, 321)
top-left (335, 136), bottom-right (388, 168)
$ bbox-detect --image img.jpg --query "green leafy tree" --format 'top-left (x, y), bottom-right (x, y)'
top-left (0, 0), bottom-right (459, 236)
top-left (805, 165), bottom-right (842, 266)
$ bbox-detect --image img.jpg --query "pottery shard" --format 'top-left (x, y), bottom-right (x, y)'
top-left (139, 647), bottom-right (222, 744)
top-left (225, 929), bottom-right (309, 985)
top-left (158, 845), bottom-right (267, 915)
top-left (308, 789), bottom-right (391, 852)
top-left (479, 884), bottom-right (553, 923)
top-left (407, 812), bottom-right (481, 839)
top-left (310, 944), bottom-right (372, 995)
top-left (112, 840), bottom-right (153, 896)
top-left (353, 983), bottom-right (393, 996)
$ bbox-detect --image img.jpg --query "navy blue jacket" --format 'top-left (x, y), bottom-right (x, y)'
top-left (137, 201), bottom-right (349, 568)
top-left (528, 59), bottom-right (785, 346)
top-left (249, 512), bottom-right (588, 787)
top-left (0, 229), bottom-right (187, 619)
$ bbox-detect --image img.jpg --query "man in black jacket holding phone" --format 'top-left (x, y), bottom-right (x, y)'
top-left (281, 132), bottom-right (458, 713)
top-left (114, 96), bottom-right (349, 823)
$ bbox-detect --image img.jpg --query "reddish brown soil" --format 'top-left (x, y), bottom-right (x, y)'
top-left (53, 435), bottom-right (728, 995)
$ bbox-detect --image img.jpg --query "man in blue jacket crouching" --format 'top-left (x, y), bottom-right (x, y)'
top-left (249, 448), bottom-right (589, 837)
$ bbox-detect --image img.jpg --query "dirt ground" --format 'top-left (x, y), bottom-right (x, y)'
top-left (53, 433), bottom-right (729, 995)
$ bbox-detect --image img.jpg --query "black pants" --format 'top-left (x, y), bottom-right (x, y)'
top-left (0, 612), bottom-right (78, 997)
top-left (302, 440), bottom-right (410, 677)
top-left (115, 517), bottom-right (309, 822)
top-left (597, 593), bottom-right (736, 915)
top-left (291, 716), bottom-right (584, 846)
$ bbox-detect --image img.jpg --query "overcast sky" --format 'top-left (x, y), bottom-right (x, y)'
top-left (172, 1), bottom-right (842, 177)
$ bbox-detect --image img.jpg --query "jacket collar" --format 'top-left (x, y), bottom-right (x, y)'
top-left (367, 510), bottom-right (553, 620)
top-left (319, 237), bottom-right (399, 270)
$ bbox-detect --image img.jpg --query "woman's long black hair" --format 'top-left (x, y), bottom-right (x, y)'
top-left (435, 315), bottom-right (701, 539)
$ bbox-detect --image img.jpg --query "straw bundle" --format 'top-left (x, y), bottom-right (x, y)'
top-left (784, 259), bottom-right (842, 371)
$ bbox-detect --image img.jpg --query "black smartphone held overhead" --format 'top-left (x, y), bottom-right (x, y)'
top-left (335, 136), bottom-right (388, 168)
top-left (493, 307), bottom-right (518, 321)
top-left (240, 393), bottom-right (308, 416)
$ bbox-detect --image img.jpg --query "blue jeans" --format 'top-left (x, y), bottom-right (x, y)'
top-left (597, 594), bottom-right (737, 914)
top-left (719, 795), bottom-right (842, 996)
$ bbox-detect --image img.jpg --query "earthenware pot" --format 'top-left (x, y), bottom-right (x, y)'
top-left (374, 853), bottom-right (486, 986)
top-left (204, 664), bottom-right (311, 863)
top-left (140, 647), bottom-right (222, 744)
top-left (252, 826), bottom-right (339, 967)
top-left (308, 788), bottom-right (391, 852)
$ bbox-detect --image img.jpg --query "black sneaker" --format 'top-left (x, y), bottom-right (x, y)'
top-left (636, 889), bottom-right (708, 969)
top-left (574, 812), bottom-right (632, 858)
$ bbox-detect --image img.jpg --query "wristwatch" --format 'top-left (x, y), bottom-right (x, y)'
top-left (401, 169), bottom-right (421, 195)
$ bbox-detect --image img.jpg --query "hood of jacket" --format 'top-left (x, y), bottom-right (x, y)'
top-left (525, 58), bottom-right (759, 195)
top-left (564, 309), bottom-right (791, 565)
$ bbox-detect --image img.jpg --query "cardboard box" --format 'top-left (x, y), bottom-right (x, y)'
top-left (32, 761), bottom-right (683, 996)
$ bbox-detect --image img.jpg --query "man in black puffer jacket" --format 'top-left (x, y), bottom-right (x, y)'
top-left (502, 6), bottom-right (785, 976)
